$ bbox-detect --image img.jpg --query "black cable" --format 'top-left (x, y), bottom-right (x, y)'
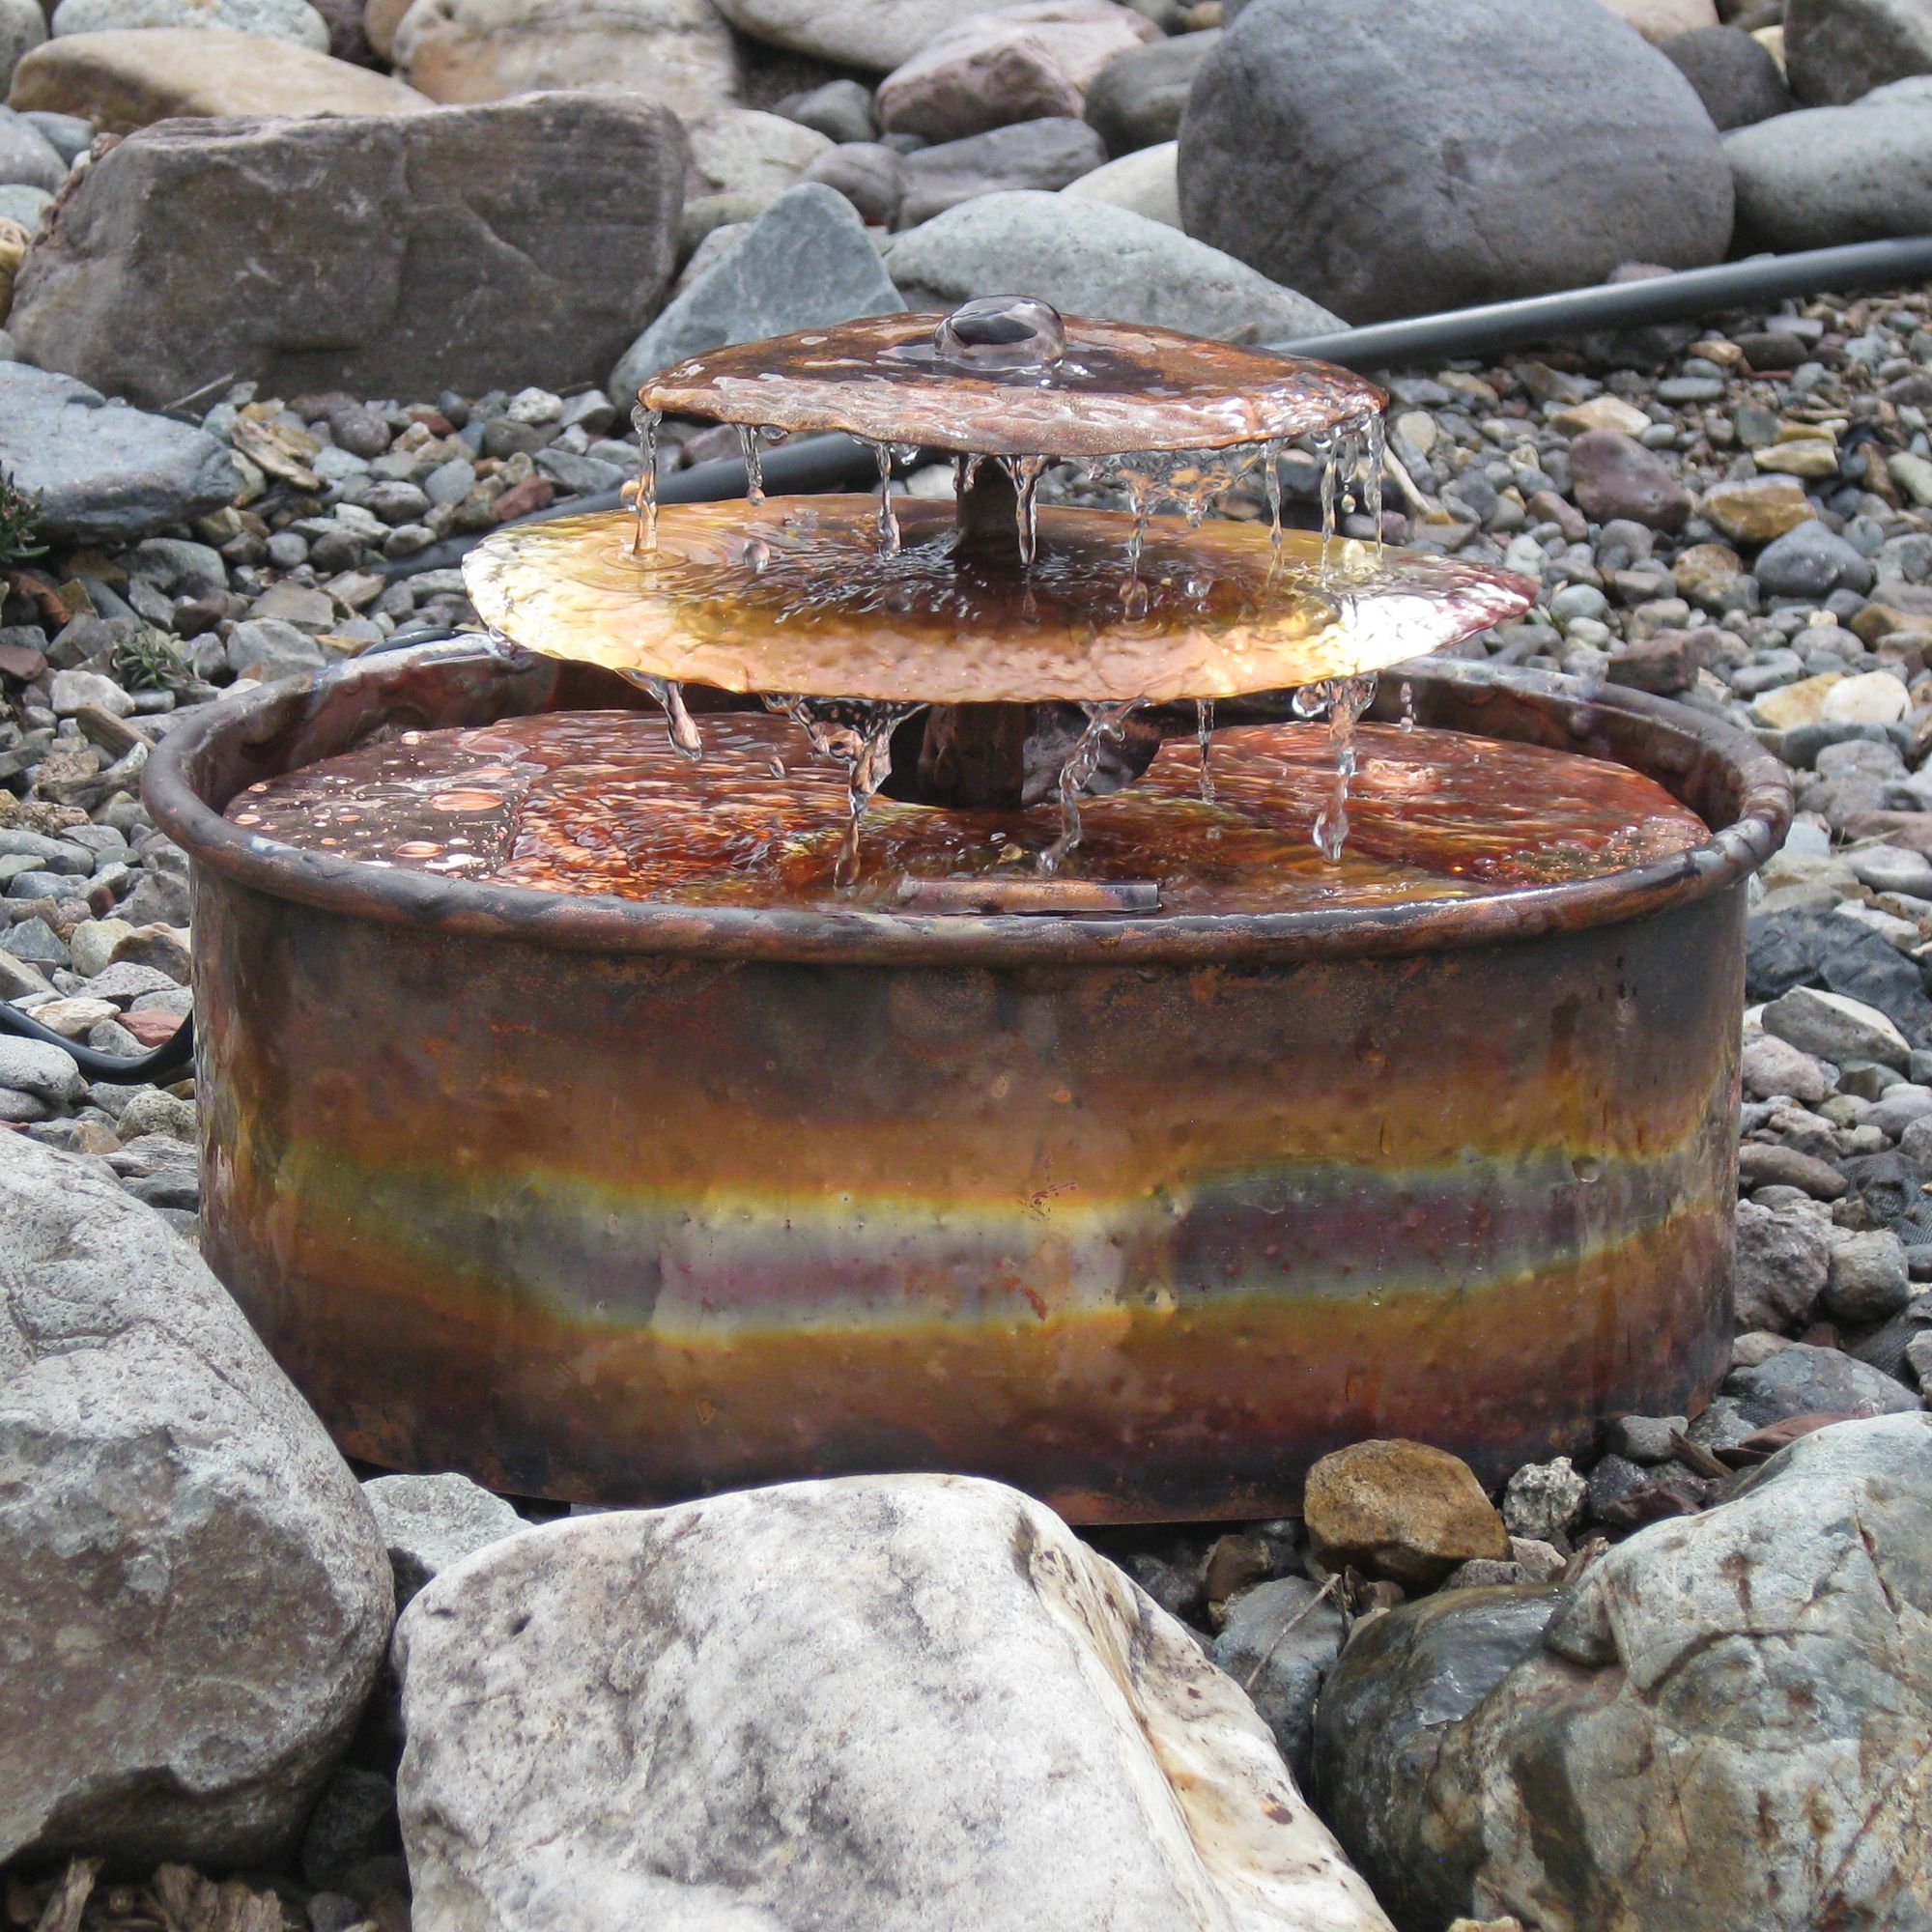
top-left (0, 996), bottom-right (195, 1084)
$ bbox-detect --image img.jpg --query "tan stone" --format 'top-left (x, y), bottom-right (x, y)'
top-left (0, 214), bottom-right (28, 324)
top-left (1751, 670), bottom-right (1842, 730)
top-left (364, 0), bottom-right (410, 55)
top-left (1595, 0), bottom-right (1718, 38)
top-left (1548, 392), bottom-right (1652, 438)
top-left (1671, 539), bottom-right (1745, 600)
top-left (1754, 439), bottom-right (1840, 479)
top-left (1303, 1438), bottom-right (1508, 1587)
top-left (1753, 21), bottom-right (1784, 68)
top-left (10, 26), bottom-right (429, 128)
top-left (1889, 450), bottom-right (1932, 508)
top-left (390, 0), bottom-right (737, 119)
top-left (1699, 474), bottom-right (1817, 545)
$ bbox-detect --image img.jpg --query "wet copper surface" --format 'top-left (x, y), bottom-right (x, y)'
top-left (224, 710), bottom-right (1709, 915)
top-left (191, 859), bottom-right (1743, 1517)
top-left (465, 503), bottom-right (1537, 705)
top-left (639, 312), bottom-right (1388, 459)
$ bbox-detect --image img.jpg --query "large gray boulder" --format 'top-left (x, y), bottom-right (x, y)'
top-left (1786, 0), bottom-right (1932, 106)
top-left (1178, 0), bottom-right (1734, 324)
top-left (11, 91), bottom-right (686, 409)
top-left (1318, 1415), bottom-right (1932, 1932)
top-left (884, 190), bottom-right (1339, 342)
top-left (0, 1132), bottom-right (393, 1868)
top-left (0, 363), bottom-right (238, 543)
top-left (1726, 102), bottom-right (1932, 250)
top-left (394, 1474), bottom-right (1395, 1932)
top-left (610, 181), bottom-right (903, 395)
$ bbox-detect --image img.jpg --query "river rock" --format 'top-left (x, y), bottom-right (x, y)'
top-left (801, 137), bottom-right (903, 223)
top-left (0, 1131), bottom-right (393, 1867)
top-left (886, 189), bottom-right (1337, 340)
top-left (687, 105), bottom-right (833, 193)
top-left (1660, 24), bottom-right (1792, 128)
top-left (1700, 473), bottom-right (1817, 544)
top-left (390, 0), bottom-right (736, 117)
top-left (394, 1475), bottom-right (1395, 1932)
top-left (1568, 429), bottom-right (1693, 531)
top-left (1825, 1229), bottom-right (1913, 1325)
top-left (1721, 1340), bottom-right (1918, 1425)
top-left (9, 26), bottom-right (429, 127)
top-left (711, 0), bottom-right (1058, 73)
top-left (361, 1471), bottom-right (525, 1610)
top-left (1785, 0), bottom-right (1932, 105)
top-left (1302, 1438), bottom-right (1509, 1586)
top-left (0, 0), bottom-right (44, 94)
top-left (1726, 103), bottom-right (1932, 250)
top-left (50, 0), bottom-right (330, 51)
top-left (1083, 25), bottom-right (1214, 151)
top-left (0, 105), bottom-right (64, 191)
top-left (1178, 0), bottom-right (1733, 324)
top-left (1346, 1416), bottom-right (1932, 1931)
top-left (781, 76), bottom-right (875, 143)
top-left (12, 94), bottom-right (685, 409)
top-left (611, 180), bottom-right (902, 393)
top-left (895, 115), bottom-right (1103, 224)
top-left (0, 363), bottom-right (236, 540)
top-left (1763, 983), bottom-right (1911, 1068)
top-left (1732, 1197), bottom-right (1833, 1332)
top-left (876, 0), bottom-right (1157, 142)
top-left (1310, 1586), bottom-right (1563, 1932)
top-left (1208, 1575), bottom-right (1346, 1788)
top-left (1755, 520), bottom-right (1876, 598)
top-left (1061, 138), bottom-right (1179, 224)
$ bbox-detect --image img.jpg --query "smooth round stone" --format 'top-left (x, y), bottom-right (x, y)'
top-left (1849, 844), bottom-right (1932, 898)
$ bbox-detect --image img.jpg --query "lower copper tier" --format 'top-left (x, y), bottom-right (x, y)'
top-left (225, 711), bottom-right (1710, 915)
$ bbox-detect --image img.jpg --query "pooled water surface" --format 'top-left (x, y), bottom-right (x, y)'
top-left (227, 711), bottom-right (1710, 915)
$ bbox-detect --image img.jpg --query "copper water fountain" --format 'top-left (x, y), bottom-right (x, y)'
top-left (146, 299), bottom-right (1790, 1519)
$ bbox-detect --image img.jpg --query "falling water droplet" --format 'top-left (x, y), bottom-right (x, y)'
top-left (1309, 672), bottom-right (1378, 863)
top-left (1003, 454), bottom-right (1046, 566)
top-left (1120, 576), bottom-right (1150, 621)
top-left (630, 673), bottom-right (702, 760)
top-left (630, 405), bottom-right (661, 554)
top-left (1400, 680), bottom-right (1416, 732)
top-left (873, 440), bottom-right (900, 556)
top-left (1196, 698), bottom-right (1216, 803)
top-left (738, 425), bottom-right (765, 508)
top-left (740, 535), bottom-right (771, 574)
top-left (1263, 436), bottom-right (1285, 551)
top-left (933, 295), bottom-right (1066, 376)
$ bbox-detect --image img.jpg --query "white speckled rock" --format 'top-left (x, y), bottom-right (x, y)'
top-left (50, 0), bottom-right (330, 52)
top-left (0, 1132), bottom-right (393, 1868)
top-left (395, 1474), bottom-right (1393, 1932)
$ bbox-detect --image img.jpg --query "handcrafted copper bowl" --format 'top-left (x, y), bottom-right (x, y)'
top-left (147, 644), bottom-right (1788, 1520)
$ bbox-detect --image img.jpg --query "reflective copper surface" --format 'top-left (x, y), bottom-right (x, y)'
top-left (146, 647), bottom-right (1791, 1519)
top-left (639, 312), bottom-right (1389, 458)
top-left (225, 711), bottom-right (1709, 915)
top-left (465, 503), bottom-right (1538, 705)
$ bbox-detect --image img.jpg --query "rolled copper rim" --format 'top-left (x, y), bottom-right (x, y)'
top-left (145, 644), bottom-right (1791, 969)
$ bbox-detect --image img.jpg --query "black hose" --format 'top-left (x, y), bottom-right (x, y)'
top-left (376, 234), bottom-right (1932, 583)
top-left (0, 997), bottom-right (195, 1083)
top-left (1283, 236), bottom-right (1932, 371)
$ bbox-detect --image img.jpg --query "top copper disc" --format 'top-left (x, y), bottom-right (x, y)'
top-left (639, 312), bottom-right (1388, 460)
top-left (466, 499), bottom-right (1536, 706)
